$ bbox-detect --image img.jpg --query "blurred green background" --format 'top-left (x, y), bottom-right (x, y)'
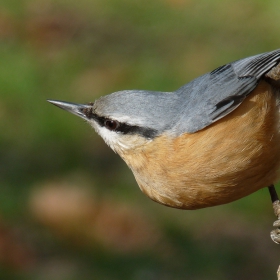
top-left (0, 0), bottom-right (280, 279)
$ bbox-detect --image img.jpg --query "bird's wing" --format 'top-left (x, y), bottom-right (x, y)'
top-left (175, 49), bottom-right (280, 134)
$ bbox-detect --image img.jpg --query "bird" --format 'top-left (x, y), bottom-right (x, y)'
top-left (48, 49), bottom-right (280, 211)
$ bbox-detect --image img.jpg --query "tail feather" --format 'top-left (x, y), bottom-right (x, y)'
top-left (233, 49), bottom-right (280, 79)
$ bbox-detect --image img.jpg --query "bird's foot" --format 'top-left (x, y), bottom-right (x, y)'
top-left (271, 200), bottom-right (280, 244)
top-left (268, 185), bottom-right (280, 279)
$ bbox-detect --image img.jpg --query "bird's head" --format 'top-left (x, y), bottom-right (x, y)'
top-left (48, 90), bottom-right (179, 154)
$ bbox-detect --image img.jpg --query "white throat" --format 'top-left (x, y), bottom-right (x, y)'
top-left (89, 121), bottom-right (151, 153)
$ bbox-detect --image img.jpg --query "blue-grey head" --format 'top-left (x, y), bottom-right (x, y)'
top-left (48, 89), bottom-right (183, 153)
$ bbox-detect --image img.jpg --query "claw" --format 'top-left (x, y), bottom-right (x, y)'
top-left (271, 200), bottom-right (280, 244)
top-left (268, 185), bottom-right (280, 244)
top-left (273, 220), bottom-right (280, 227)
top-left (271, 228), bottom-right (280, 244)
top-left (271, 202), bottom-right (280, 244)
top-left (272, 200), bottom-right (280, 218)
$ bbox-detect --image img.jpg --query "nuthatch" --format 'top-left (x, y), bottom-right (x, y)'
top-left (48, 49), bottom-right (280, 211)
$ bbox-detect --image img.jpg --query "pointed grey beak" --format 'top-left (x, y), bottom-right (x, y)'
top-left (47, 100), bottom-right (93, 120)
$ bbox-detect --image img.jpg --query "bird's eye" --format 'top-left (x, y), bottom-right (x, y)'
top-left (104, 119), bottom-right (119, 131)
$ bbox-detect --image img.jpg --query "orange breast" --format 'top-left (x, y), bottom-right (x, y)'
top-left (122, 80), bottom-right (280, 209)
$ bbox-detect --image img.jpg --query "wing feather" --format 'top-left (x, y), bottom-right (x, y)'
top-left (175, 49), bottom-right (280, 134)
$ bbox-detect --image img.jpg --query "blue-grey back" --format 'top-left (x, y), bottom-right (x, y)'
top-left (173, 49), bottom-right (280, 134)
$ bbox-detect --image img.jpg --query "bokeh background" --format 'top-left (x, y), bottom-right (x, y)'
top-left (1, 0), bottom-right (280, 279)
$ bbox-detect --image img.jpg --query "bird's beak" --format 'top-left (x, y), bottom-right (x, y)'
top-left (47, 100), bottom-right (93, 120)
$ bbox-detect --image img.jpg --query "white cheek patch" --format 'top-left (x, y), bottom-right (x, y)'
top-left (89, 121), bottom-right (130, 152)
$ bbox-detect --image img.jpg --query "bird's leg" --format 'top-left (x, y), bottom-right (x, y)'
top-left (268, 185), bottom-right (280, 244)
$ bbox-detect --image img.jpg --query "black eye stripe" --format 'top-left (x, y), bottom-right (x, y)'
top-left (118, 124), bottom-right (158, 139)
top-left (88, 112), bottom-right (158, 139)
